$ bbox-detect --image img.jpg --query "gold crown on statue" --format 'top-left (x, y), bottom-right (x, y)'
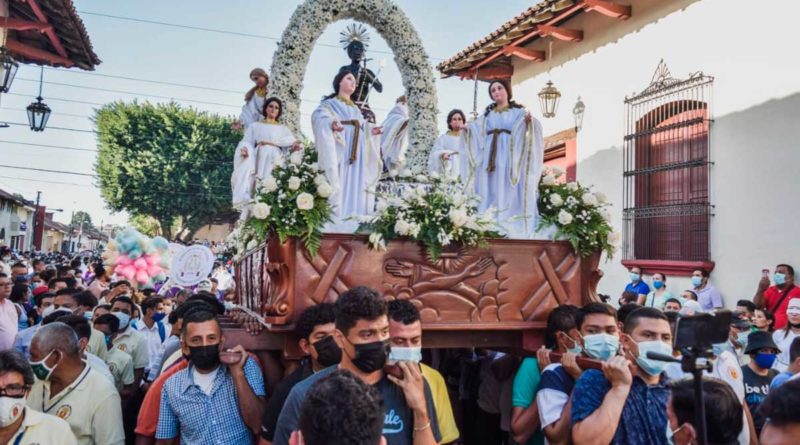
top-left (340, 23), bottom-right (371, 49)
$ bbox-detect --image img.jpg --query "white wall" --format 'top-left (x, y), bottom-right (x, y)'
top-left (508, 0), bottom-right (800, 303)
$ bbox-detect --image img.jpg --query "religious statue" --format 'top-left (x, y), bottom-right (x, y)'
top-left (238, 68), bottom-right (270, 128)
top-left (311, 70), bottom-right (383, 233)
top-left (338, 24), bottom-right (383, 122)
top-left (380, 95), bottom-right (409, 173)
top-left (428, 108), bottom-right (476, 187)
top-left (232, 97), bottom-right (301, 219)
top-left (469, 80), bottom-right (544, 238)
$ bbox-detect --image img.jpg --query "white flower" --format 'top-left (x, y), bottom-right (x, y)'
top-left (437, 230), bottom-right (452, 246)
top-left (289, 150), bottom-right (304, 166)
top-left (549, 166), bottom-right (565, 177)
top-left (594, 191), bottom-right (608, 204)
top-left (582, 192), bottom-right (598, 207)
top-left (246, 240), bottom-right (258, 251)
top-left (314, 174), bottom-right (327, 185)
top-left (288, 176), bottom-right (302, 191)
top-left (369, 232), bottom-right (387, 251)
top-left (415, 174), bottom-right (428, 183)
top-left (376, 199), bottom-right (388, 212)
top-left (429, 171), bottom-right (439, 180)
top-left (388, 168), bottom-right (399, 178)
top-left (600, 208), bottom-right (612, 221)
top-left (394, 219), bottom-right (411, 236)
top-left (566, 182), bottom-right (579, 191)
top-left (400, 168), bottom-right (413, 177)
top-left (296, 192), bottom-right (314, 210)
top-left (261, 176), bottom-right (278, 193)
top-left (550, 193), bottom-right (563, 207)
top-left (449, 208), bottom-right (469, 227)
top-left (541, 174), bottom-right (557, 186)
top-left (607, 231), bottom-right (621, 246)
top-left (316, 181), bottom-right (332, 198)
top-left (557, 210), bottom-right (574, 225)
top-left (252, 203), bottom-right (271, 220)
top-left (309, 162), bottom-right (319, 171)
top-left (407, 222), bottom-right (421, 237)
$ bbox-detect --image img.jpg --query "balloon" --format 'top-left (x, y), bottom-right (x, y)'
top-left (147, 265), bottom-right (162, 277)
top-left (122, 265), bottom-right (137, 280)
top-left (107, 240), bottom-right (117, 251)
top-left (155, 273), bottom-right (167, 282)
top-left (145, 254), bottom-right (159, 266)
top-left (158, 258), bottom-right (170, 269)
top-left (152, 237), bottom-right (169, 251)
top-left (128, 247), bottom-right (142, 259)
top-left (114, 255), bottom-right (132, 266)
top-left (134, 258), bottom-right (148, 270)
top-left (135, 270), bottom-right (150, 284)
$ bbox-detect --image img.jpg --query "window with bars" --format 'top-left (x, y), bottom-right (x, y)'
top-left (622, 61), bottom-right (714, 264)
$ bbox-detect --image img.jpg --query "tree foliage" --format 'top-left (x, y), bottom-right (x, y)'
top-left (95, 101), bottom-right (239, 239)
top-left (71, 211), bottom-right (94, 230)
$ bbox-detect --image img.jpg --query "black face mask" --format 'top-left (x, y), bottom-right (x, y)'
top-left (188, 344), bottom-right (221, 371)
top-left (348, 339), bottom-right (390, 374)
top-left (312, 335), bottom-right (342, 368)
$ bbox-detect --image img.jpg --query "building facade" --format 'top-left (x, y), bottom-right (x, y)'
top-left (439, 0), bottom-right (800, 304)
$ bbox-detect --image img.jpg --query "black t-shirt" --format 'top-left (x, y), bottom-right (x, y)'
top-left (261, 360), bottom-right (313, 441)
top-left (375, 374), bottom-right (442, 445)
top-left (741, 365), bottom-right (778, 434)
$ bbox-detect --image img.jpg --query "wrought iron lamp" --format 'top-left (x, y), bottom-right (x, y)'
top-left (26, 67), bottom-right (51, 132)
top-left (573, 96), bottom-right (585, 131)
top-left (0, 47), bottom-right (19, 93)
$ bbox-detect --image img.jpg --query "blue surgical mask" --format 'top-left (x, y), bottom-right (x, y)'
top-left (753, 352), bottom-right (777, 369)
top-left (736, 331), bottom-right (750, 350)
top-left (83, 311), bottom-right (93, 321)
top-left (630, 273), bottom-right (640, 283)
top-left (635, 340), bottom-right (673, 376)
top-left (666, 424), bottom-right (685, 445)
top-left (104, 334), bottom-right (114, 350)
top-left (113, 312), bottom-right (130, 330)
top-left (691, 276), bottom-right (703, 287)
top-left (152, 312), bottom-right (166, 323)
top-left (653, 280), bottom-right (664, 290)
top-left (582, 333), bottom-right (619, 361)
top-left (774, 273), bottom-right (786, 286)
top-left (388, 347), bottom-right (422, 364)
top-left (562, 332), bottom-right (583, 354)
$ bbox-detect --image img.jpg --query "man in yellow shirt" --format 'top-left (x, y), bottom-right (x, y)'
top-left (387, 300), bottom-right (459, 443)
top-left (0, 350), bottom-right (76, 445)
top-left (26, 322), bottom-right (124, 445)
top-left (94, 314), bottom-right (136, 396)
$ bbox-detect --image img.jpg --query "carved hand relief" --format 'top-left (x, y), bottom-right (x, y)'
top-left (253, 236), bottom-right (599, 327)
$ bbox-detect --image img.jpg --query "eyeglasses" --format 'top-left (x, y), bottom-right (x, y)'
top-left (0, 385), bottom-right (29, 398)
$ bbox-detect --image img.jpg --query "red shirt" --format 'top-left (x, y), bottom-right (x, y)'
top-left (135, 358), bottom-right (188, 439)
top-left (764, 285), bottom-right (800, 329)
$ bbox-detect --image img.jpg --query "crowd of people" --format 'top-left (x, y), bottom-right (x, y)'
top-left (0, 248), bottom-right (799, 445)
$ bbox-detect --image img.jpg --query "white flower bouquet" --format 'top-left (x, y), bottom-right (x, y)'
top-left (241, 147), bottom-right (333, 257)
top-left (358, 175), bottom-right (501, 260)
top-left (537, 166), bottom-right (617, 258)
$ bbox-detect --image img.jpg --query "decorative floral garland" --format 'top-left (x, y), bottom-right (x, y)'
top-left (269, 0), bottom-right (439, 173)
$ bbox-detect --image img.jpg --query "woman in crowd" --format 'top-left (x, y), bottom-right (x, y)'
top-left (753, 308), bottom-right (776, 332)
top-left (772, 298), bottom-right (800, 371)
top-left (640, 272), bottom-right (674, 309)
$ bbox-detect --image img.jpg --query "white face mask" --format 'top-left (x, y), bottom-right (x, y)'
top-left (41, 305), bottom-right (56, 318)
top-left (0, 396), bottom-right (25, 427)
top-left (388, 346), bottom-right (422, 364)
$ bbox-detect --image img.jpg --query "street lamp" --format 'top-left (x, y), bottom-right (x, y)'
top-left (27, 66), bottom-right (51, 132)
top-left (0, 46), bottom-right (19, 93)
top-left (573, 96), bottom-right (586, 131)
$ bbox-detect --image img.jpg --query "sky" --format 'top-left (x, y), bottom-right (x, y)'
top-left (0, 0), bottom-right (535, 226)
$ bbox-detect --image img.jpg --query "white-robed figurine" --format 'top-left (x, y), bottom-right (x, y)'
top-left (312, 70), bottom-right (383, 232)
top-left (380, 95), bottom-right (409, 173)
top-left (428, 109), bottom-right (476, 186)
top-left (238, 68), bottom-right (269, 128)
top-left (470, 80), bottom-right (544, 238)
top-left (232, 97), bottom-right (301, 218)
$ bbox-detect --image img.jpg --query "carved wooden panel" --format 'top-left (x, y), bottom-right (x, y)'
top-left (238, 234), bottom-right (602, 330)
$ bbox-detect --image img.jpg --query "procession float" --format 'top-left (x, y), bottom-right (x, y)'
top-left (224, 0), bottom-right (617, 382)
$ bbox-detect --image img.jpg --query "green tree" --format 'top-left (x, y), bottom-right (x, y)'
top-left (95, 101), bottom-right (239, 239)
top-left (128, 214), bottom-right (161, 237)
top-left (71, 211), bottom-right (95, 230)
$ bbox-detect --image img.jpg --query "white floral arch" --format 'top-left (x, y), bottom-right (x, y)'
top-left (270, 0), bottom-right (439, 172)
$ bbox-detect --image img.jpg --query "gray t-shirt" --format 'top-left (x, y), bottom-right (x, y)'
top-left (272, 366), bottom-right (441, 445)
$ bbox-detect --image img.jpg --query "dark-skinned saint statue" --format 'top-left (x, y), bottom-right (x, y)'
top-left (338, 24), bottom-right (383, 123)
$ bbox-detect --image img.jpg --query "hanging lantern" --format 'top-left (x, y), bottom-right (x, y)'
top-left (26, 67), bottom-right (51, 132)
top-left (26, 96), bottom-right (51, 132)
top-left (0, 47), bottom-right (19, 93)
top-left (573, 96), bottom-right (585, 131)
top-left (538, 80), bottom-right (561, 118)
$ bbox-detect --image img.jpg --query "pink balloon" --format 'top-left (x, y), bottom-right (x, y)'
top-left (135, 270), bottom-right (150, 284)
top-left (114, 255), bottom-right (132, 266)
top-left (134, 258), bottom-right (148, 270)
top-left (145, 254), bottom-right (160, 266)
top-left (122, 265), bottom-right (137, 280)
top-left (113, 265), bottom-right (124, 276)
top-left (147, 265), bottom-right (162, 277)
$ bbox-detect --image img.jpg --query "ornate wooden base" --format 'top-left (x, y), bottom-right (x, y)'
top-left (232, 234), bottom-right (602, 355)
